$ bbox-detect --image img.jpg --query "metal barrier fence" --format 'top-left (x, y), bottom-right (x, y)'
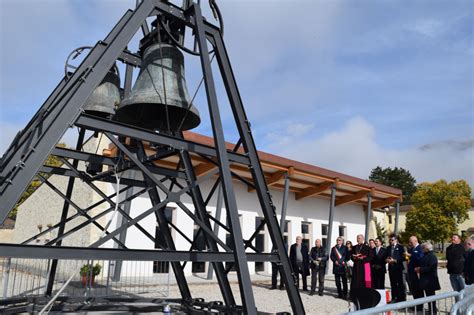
top-left (451, 285), bottom-right (474, 315)
top-left (346, 285), bottom-right (474, 315)
top-left (345, 291), bottom-right (460, 315)
top-left (0, 257), bottom-right (170, 300)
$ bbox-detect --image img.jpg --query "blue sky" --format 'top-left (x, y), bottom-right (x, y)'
top-left (0, 0), bottom-right (473, 189)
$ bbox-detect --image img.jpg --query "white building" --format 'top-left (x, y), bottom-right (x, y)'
top-left (11, 131), bottom-right (402, 278)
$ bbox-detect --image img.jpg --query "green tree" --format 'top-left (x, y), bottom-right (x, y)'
top-left (8, 143), bottom-right (66, 219)
top-left (404, 180), bottom-right (471, 244)
top-left (369, 166), bottom-right (417, 204)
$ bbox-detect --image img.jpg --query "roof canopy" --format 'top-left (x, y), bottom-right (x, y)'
top-left (106, 131), bottom-right (402, 208)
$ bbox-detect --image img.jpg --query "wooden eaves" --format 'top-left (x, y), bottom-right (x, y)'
top-left (105, 131), bottom-right (403, 209)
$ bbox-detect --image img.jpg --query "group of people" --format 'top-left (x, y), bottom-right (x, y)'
top-left (271, 233), bottom-right (474, 311)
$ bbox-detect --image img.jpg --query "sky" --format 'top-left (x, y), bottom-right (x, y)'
top-left (0, 0), bottom-right (473, 191)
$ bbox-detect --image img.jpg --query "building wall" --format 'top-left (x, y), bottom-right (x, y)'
top-left (100, 176), bottom-right (367, 277)
top-left (8, 135), bottom-right (370, 279)
top-left (458, 207), bottom-right (474, 236)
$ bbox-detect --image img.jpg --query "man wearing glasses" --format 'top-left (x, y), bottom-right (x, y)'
top-left (386, 235), bottom-right (406, 303)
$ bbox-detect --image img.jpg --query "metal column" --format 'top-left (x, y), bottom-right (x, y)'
top-left (136, 146), bottom-right (192, 301)
top-left (364, 193), bottom-right (372, 241)
top-left (45, 128), bottom-right (86, 296)
top-left (325, 184), bottom-right (337, 260)
top-left (212, 22), bottom-right (305, 315)
top-left (394, 201), bottom-right (400, 235)
top-left (193, 5), bottom-right (256, 313)
top-left (280, 173), bottom-right (290, 233)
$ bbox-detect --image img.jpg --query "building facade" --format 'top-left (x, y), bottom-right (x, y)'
top-left (9, 132), bottom-right (402, 278)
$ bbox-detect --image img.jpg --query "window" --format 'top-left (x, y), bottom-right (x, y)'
top-left (192, 223), bottom-right (207, 273)
top-left (321, 224), bottom-right (328, 250)
top-left (321, 224), bottom-right (328, 236)
top-left (225, 214), bottom-right (243, 271)
top-left (255, 217), bottom-right (266, 272)
top-left (283, 220), bottom-right (291, 249)
top-left (339, 226), bottom-right (347, 239)
top-left (153, 207), bottom-right (174, 273)
top-left (301, 222), bottom-right (312, 249)
top-left (388, 215), bottom-right (392, 224)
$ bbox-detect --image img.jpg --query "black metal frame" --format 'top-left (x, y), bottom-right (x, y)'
top-left (0, 1), bottom-right (305, 313)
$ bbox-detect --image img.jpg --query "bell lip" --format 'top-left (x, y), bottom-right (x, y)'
top-left (114, 102), bottom-right (201, 132)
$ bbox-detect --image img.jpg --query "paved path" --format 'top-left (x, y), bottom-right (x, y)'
top-left (165, 268), bottom-right (455, 314)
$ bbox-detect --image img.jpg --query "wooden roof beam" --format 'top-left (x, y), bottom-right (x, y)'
top-left (367, 196), bottom-right (399, 209)
top-left (195, 162), bottom-right (218, 177)
top-left (248, 167), bottom-right (294, 192)
top-left (295, 180), bottom-right (334, 200)
top-left (335, 189), bottom-right (372, 206)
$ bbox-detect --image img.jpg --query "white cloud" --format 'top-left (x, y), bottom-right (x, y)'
top-left (411, 19), bottom-right (444, 38)
top-left (264, 117), bottom-right (474, 190)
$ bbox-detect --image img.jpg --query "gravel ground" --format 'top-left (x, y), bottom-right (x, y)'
top-left (167, 268), bottom-right (455, 314)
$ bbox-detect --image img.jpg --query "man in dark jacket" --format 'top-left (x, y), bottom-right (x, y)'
top-left (331, 236), bottom-right (348, 299)
top-left (309, 238), bottom-right (328, 296)
top-left (446, 234), bottom-right (465, 292)
top-left (289, 236), bottom-right (310, 291)
top-left (464, 235), bottom-right (474, 285)
top-left (415, 242), bottom-right (440, 314)
top-left (371, 237), bottom-right (387, 289)
top-left (386, 235), bottom-right (406, 303)
top-left (407, 235), bottom-right (424, 311)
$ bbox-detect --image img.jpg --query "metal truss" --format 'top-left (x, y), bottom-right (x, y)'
top-left (0, 1), bottom-right (305, 313)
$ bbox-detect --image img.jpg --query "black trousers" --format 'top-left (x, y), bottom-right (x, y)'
top-left (295, 262), bottom-right (308, 290)
top-left (271, 262), bottom-right (284, 289)
top-left (389, 268), bottom-right (406, 302)
top-left (424, 290), bottom-right (437, 313)
top-left (408, 272), bottom-right (424, 310)
top-left (371, 267), bottom-right (385, 289)
top-left (310, 266), bottom-right (325, 293)
top-left (335, 273), bottom-right (348, 296)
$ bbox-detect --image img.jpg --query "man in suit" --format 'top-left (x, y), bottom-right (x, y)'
top-left (406, 235), bottom-right (424, 311)
top-left (371, 237), bottom-right (387, 289)
top-left (330, 236), bottom-right (348, 299)
top-left (309, 238), bottom-right (328, 296)
top-left (415, 242), bottom-right (440, 314)
top-left (386, 235), bottom-right (406, 303)
top-left (289, 235), bottom-right (310, 291)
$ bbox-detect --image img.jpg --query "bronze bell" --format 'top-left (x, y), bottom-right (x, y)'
top-left (115, 43), bottom-right (200, 131)
top-left (84, 69), bottom-right (121, 118)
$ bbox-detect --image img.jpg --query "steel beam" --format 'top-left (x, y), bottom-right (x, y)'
top-left (212, 18), bottom-right (305, 315)
top-left (45, 128), bottom-right (85, 296)
top-left (325, 184), bottom-right (337, 273)
top-left (0, 243), bottom-right (278, 262)
top-left (0, 2), bottom-right (155, 222)
top-left (75, 115), bottom-right (250, 165)
top-left (179, 150), bottom-right (235, 306)
top-left (365, 193), bottom-right (372, 240)
top-left (193, 4), bottom-right (256, 314)
top-left (136, 144), bottom-right (191, 301)
top-left (207, 183), bottom-right (223, 279)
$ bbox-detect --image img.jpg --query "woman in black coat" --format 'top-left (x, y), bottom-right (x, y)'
top-left (415, 242), bottom-right (440, 313)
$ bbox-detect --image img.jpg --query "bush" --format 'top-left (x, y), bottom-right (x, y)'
top-left (80, 263), bottom-right (102, 277)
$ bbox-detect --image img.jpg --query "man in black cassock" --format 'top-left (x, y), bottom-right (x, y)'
top-left (350, 234), bottom-right (374, 294)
